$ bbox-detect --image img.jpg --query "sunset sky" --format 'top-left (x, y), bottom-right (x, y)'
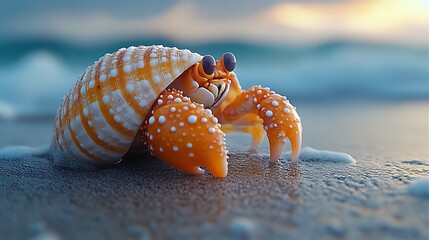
top-left (1, 0), bottom-right (427, 47)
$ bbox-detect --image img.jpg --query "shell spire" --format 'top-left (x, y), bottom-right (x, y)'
top-left (51, 45), bottom-right (202, 165)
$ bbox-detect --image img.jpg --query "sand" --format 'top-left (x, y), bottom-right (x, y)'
top-left (1, 102), bottom-right (428, 240)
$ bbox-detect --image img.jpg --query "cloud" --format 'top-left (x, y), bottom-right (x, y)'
top-left (4, 1), bottom-right (285, 44)
top-left (268, 0), bottom-right (428, 46)
top-left (1, 0), bottom-right (427, 47)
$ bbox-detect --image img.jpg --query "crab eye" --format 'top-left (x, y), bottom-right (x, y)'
top-left (202, 55), bottom-right (216, 75)
top-left (223, 52), bottom-right (236, 72)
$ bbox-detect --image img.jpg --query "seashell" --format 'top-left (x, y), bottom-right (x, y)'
top-left (51, 45), bottom-right (202, 165)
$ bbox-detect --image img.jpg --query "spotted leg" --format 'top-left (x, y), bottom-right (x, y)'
top-left (215, 85), bottom-right (302, 162)
top-left (219, 114), bottom-right (265, 152)
top-left (141, 89), bottom-right (228, 177)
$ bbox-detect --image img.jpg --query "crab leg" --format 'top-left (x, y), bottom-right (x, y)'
top-left (141, 89), bottom-right (228, 177)
top-left (217, 86), bottom-right (302, 162)
top-left (220, 119), bottom-right (265, 151)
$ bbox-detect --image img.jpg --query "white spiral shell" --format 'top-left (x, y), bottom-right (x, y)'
top-left (51, 45), bottom-right (202, 165)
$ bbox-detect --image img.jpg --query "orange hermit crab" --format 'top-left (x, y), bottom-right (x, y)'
top-left (51, 45), bottom-right (302, 177)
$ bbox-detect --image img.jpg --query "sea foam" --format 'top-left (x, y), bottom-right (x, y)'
top-left (0, 145), bottom-right (50, 160)
top-left (406, 178), bottom-right (429, 198)
top-left (283, 147), bottom-right (356, 163)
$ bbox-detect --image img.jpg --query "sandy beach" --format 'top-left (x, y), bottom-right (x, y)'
top-left (1, 102), bottom-right (428, 240)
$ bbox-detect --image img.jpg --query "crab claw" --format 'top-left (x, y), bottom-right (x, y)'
top-left (257, 94), bottom-right (302, 162)
top-left (219, 86), bottom-right (302, 162)
top-left (143, 89), bottom-right (228, 177)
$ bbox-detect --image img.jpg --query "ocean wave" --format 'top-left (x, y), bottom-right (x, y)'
top-left (0, 51), bottom-right (78, 120)
top-left (0, 43), bottom-right (427, 120)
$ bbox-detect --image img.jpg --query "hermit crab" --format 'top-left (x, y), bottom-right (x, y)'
top-left (51, 45), bottom-right (302, 177)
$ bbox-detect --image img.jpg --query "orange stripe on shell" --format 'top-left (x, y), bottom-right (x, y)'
top-left (51, 45), bottom-right (203, 164)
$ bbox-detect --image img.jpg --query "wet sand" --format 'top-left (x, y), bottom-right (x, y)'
top-left (1, 102), bottom-right (428, 240)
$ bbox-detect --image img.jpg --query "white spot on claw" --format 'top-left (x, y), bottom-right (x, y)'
top-left (201, 118), bottom-right (207, 123)
top-left (109, 69), bottom-right (117, 77)
top-left (208, 127), bottom-right (215, 133)
top-left (188, 115), bottom-right (197, 123)
top-left (265, 110), bottom-right (273, 117)
top-left (187, 143), bottom-right (192, 148)
top-left (102, 95), bottom-right (109, 104)
top-left (158, 116), bottom-right (166, 124)
top-left (170, 127), bottom-right (176, 132)
top-left (148, 116), bottom-right (155, 124)
top-left (123, 65), bottom-right (131, 73)
top-left (173, 146), bottom-right (179, 152)
top-left (271, 101), bottom-right (278, 106)
top-left (284, 108), bottom-right (290, 113)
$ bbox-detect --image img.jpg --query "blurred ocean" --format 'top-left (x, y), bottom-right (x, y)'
top-left (0, 39), bottom-right (427, 120)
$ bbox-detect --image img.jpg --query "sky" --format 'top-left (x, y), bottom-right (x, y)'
top-left (1, 0), bottom-right (427, 47)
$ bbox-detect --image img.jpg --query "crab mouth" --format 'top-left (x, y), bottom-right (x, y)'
top-left (211, 77), bottom-right (226, 82)
top-left (209, 79), bottom-right (230, 108)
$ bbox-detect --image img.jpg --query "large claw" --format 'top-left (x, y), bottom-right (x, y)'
top-left (143, 89), bottom-right (228, 177)
top-left (218, 86), bottom-right (302, 162)
top-left (258, 93), bottom-right (302, 162)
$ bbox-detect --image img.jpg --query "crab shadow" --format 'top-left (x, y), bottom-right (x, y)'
top-left (120, 151), bottom-right (301, 184)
